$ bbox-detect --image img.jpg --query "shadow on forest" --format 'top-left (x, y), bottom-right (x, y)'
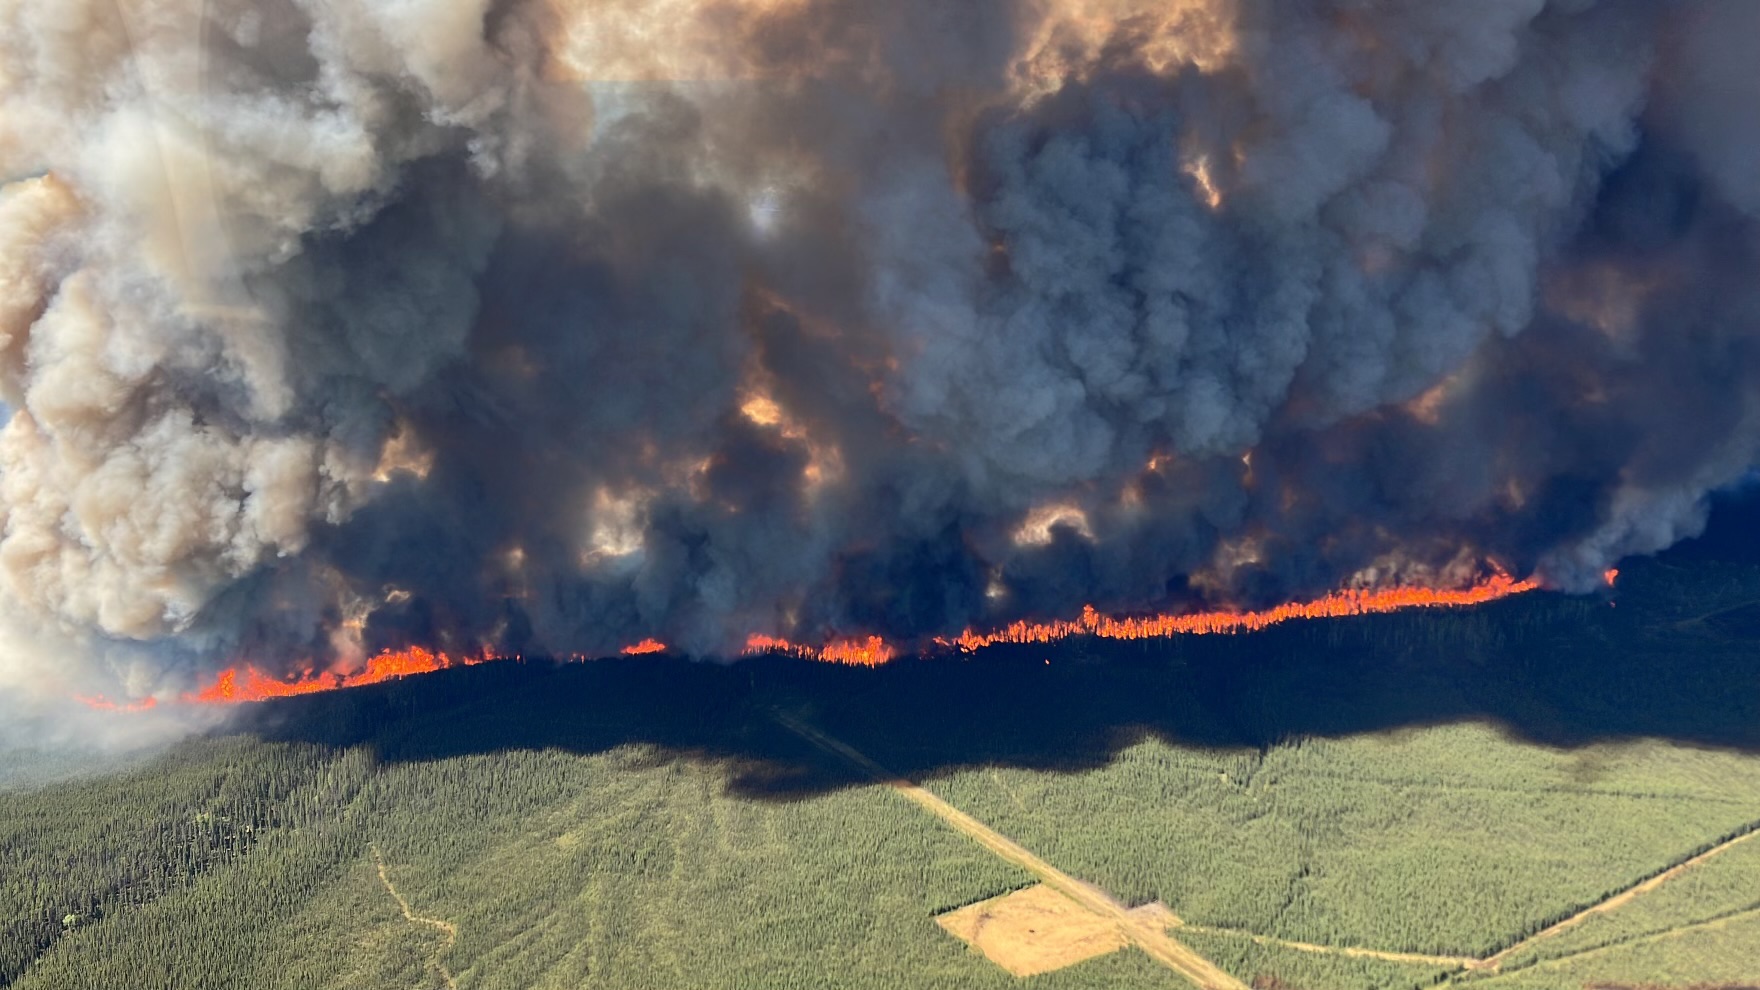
top-left (242, 506), bottom-right (1760, 801)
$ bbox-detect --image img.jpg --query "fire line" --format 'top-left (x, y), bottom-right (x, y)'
top-left (84, 573), bottom-right (1540, 708)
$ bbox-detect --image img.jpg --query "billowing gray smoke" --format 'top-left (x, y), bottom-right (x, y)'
top-left (2, 0), bottom-right (1759, 701)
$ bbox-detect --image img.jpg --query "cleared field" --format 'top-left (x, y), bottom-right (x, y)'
top-left (776, 712), bottom-right (1248, 989)
top-left (937, 884), bottom-right (1128, 976)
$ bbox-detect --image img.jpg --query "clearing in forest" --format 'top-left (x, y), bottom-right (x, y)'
top-left (936, 883), bottom-right (1129, 976)
top-left (773, 711), bottom-right (1249, 990)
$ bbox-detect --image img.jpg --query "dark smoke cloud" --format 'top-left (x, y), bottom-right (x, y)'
top-left (1, 0), bottom-right (1758, 703)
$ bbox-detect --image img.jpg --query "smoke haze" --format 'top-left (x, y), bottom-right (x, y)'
top-left (2, 0), bottom-right (1759, 706)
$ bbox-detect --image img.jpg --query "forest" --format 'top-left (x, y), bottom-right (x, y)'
top-left (2, 552), bottom-right (1759, 989)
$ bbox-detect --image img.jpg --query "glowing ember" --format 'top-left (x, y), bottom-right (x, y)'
top-left (1603, 568), bottom-right (1619, 587)
top-left (621, 638), bottom-right (668, 655)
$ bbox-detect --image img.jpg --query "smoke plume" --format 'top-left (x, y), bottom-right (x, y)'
top-left (2, 0), bottom-right (1759, 702)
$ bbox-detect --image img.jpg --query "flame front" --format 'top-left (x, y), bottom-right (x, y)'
top-left (118, 572), bottom-right (1536, 708)
top-left (744, 634), bottom-right (897, 666)
top-left (184, 647), bottom-right (488, 704)
top-left (935, 572), bottom-right (1539, 653)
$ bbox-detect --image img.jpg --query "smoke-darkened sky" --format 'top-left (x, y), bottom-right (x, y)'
top-left (3, 0), bottom-right (1760, 710)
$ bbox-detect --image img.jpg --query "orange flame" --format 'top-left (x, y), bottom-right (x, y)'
top-left (83, 572), bottom-right (1538, 710)
top-left (183, 646), bottom-right (488, 705)
top-left (936, 572), bottom-right (1539, 653)
top-left (744, 633), bottom-right (897, 666)
top-left (1603, 568), bottom-right (1619, 587)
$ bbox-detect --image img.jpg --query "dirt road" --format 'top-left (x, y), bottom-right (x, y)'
top-left (1473, 824), bottom-right (1760, 971)
top-left (1176, 924), bottom-right (1475, 968)
top-left (1466, 902), bottom-right (1760, 985)
top-left (773, 712), bottom-right (1248, 990)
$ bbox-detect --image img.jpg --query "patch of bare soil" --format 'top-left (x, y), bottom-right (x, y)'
top-left (937, 883), bottom-right (1129, 976)
top-left (1128, 901), bottom-right (1183, 928)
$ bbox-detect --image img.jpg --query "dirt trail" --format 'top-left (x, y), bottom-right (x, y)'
top-left (1466, 902), bottom-right (1760, 985)
top-left (1473, 824), bottom-right (1760, 971)
top-left (371, 844), bottom-right (460, 990)
top-left (773, 712), bottom-right (1248, 990)
top-left (1176, 924), bottom-right (1475, 968)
